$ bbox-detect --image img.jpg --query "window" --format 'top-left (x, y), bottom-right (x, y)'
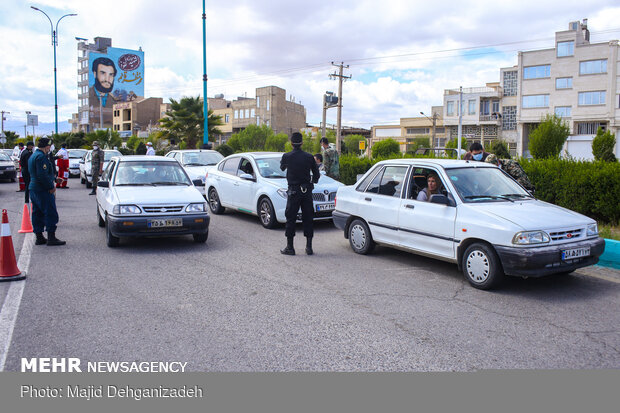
top-left (446, 101), bottom-right (454, 116)
top-left (468, 99), bottom-right (476, 115)
top-left (256, 96), bottom-right (260, 107)
top-left (557, 41), bottom-right (574, 57)
top-left (266, 100), bottom-right (270, 111)
top-left (234, 110), bottom-right (238, 119)
top-left (523, 65), bottom-right (550, 79)
top-left (578, 91), bottom-right (606, 105)
top-left (580, 59), bottom-right (607, 75)
top-left (225, 114), bottom-right (230, 123)
top-left (250, 108), bottom-right (255, 118)
top-left (555, 106), bottom-right (571, 118)
top-left (256, 116), bottom-right (260, 125)
top-left (406, 128), bottom-right (429, 135)
top-left (503, 70), bottom-right (518, 96)
top-left (492, 100), bottom-right (499, 114)
top-left (522, 95), bottom-right (549, 108)
top-left (244, 109), bottom-right (249, 118)
top-left (237, 158), bottom-right (254, 177)
top-left (222, 157), bottom-right (240, 175)
top-left (480, 100), bottom-right (490, 115)
top-left (576, 122), bottom-right (607, 135)
top-left (366, 166), bottom-right (408, 197)
top-left (555, 77), bottom-right (572, 89)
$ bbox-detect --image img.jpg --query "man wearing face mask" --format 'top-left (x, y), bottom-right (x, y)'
top-left (463, 142), bottom-right (490, 162)
top-left (89, 141), bottom-right (104, 195)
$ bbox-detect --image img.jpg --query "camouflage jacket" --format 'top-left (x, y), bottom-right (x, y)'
top-left (91, 148), bottom-right (104, 173)
top-left (322, 144), bottom-right (340, 179)
top-left (499, 159), bottom-right (534, 191)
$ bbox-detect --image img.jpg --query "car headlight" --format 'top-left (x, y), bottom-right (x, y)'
top-left (586, 223), bottom-right (598, 237)
top-left (186, 203), bottom-right (206, 212)
top-left (512, 230), bottom-right (550, 245)
top-left (6, 166), bottom-right (14, 171)
top-left (113, 205), bottom-right (142, 214)
top-left (277, 188), bottom-right (288, 199)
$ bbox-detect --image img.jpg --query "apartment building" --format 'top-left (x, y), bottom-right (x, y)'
top-left (112, 97), bottom-right (163, 137)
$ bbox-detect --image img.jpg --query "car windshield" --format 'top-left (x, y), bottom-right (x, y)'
top-left (255, 157), bottom-right (286, 178)
top-left (0, 153), bottom-right (11, 161)
top-left (104, 151), bottom-right (122, 161)
top-left (114, 161), bottom-right (192, 186)
top-left (182, 152), bottom-right (223, 166)
top-left (68, 150), bottom-right (87, 159)
top-left (445, 167), bottom-right (532, 202)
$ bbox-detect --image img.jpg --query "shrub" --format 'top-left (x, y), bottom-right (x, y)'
top-left (216, 144), bottom-right (234, 157)
top-left (117, 147), bottom-right (134, 156)
top-left (371, 138), bottom-right (400, 158)
top-left (135, 142), bottom-right (147, 155)
top-left (592, 128), bottom-right (617, 162)
top-left (490, 140), bottom-right (511, 159)
top-left (528, 114), bottom-right (570, 159)
top-left (520, 158), bottom-right (620, 223)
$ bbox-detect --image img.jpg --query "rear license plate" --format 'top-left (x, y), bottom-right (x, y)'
top-left (316, 203), bottom-right (335, 212)
top-left (148, 218), bottom-right (183, 228)
top-left (561, 247), bottom-right (590, 260)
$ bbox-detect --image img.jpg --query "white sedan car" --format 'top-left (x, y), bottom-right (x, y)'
top-left (67, 149), bottom-right (87, 177)
top-left (95, 156), bottom-right (210, 247)
top-left (333, 158), bottom-right (605, 290)
top-left (205, 152), bottom-right (344, 228)
top-left (164, 149), bottom-right (223, 185)
top-left (80, 149), bottom-right (122, 188)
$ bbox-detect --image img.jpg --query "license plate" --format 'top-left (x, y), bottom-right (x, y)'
top-left (316, 203), bottom-right (335, 212)
top-left (147, 218), bottom-right (183, 228)
top-left (561, 247), bottom-right (590, 260)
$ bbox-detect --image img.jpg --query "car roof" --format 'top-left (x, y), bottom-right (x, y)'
top-left (168, 149), bottom-right (220, 153)
top-left (226, 152), bottom-right (283, 159)
top-left (376, 158), bottom-right (496, 169)
top-left (114, 155), bottom-right (177, 162)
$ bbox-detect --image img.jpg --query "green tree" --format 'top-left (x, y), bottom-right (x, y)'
top-left (265, 133), bottom-right (289, 152)
top-left (216, 144), bottom-right (234, 157)
top-left (490, 140), bottom-right (511, 159)
top-left (3, 131), bottom-right (20, 148)
top-left (445, 137), bottom-right (468, 158)
top-left (405, 136), bottom-right (430, 154)
top-left (159, 96), bottom-right (223, 149)
top-left (135, 141), bottom-right (147, 155)
top-left (85, 129), bottom-right (122, 149)
top-left (343, 134), bottom-right (366, 154)
top-left (528, 114), bottom-right (570, 159)
top-left (592, 127), bottom-right (617, 162)
top-left (371, 138), bottom-right (400, 158)
top-left (126, 135), bottom-right (142, 151)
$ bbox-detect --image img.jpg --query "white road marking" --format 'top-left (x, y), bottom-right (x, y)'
top-left (0, 233), bottom-right (33, 371)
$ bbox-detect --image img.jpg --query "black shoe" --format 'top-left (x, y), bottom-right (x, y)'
top-left (305, 247), bottom-right (313, 255)
top-left (280, 246), bottom-right (295, 255)
top-left (89, 191), bottom-right (96, 195)
top-left (35, 233), bottom-right (47, 245)
top-left (47, 232), bottom-right (66, 246)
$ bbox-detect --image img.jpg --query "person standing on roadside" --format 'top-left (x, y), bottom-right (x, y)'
top-left (28, 137), bottom-right (65, 246)
top-left (146, 142), bottom-right (156, 156)
top-left (280, 132), bottom-right (320, 256)
top-left (55, 143), bottom-right (70, 188)
top-left (320, 137), bottom-right (340, 180)
top-left (89, 141), bottom-right (104, 195)
top-left (19, 141), bottom-right (34, 203)
top-left (463, 142), bottom-right (490, 162)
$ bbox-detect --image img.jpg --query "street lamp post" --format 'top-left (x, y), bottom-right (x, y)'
top-left (201, 0), bottom-right (209, 148)
top-left (31, 6), bottom-right (77, 137)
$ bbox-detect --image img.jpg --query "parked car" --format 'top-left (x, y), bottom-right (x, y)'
top-left (79, 149), bottom-right (122, 188)
top-left (67, 149), bottom-right (88, 177)
top-left (414, 147), bottom-right (467, 158)
top-left (164, 149), bottom-right (224, 185)
top-left (95, 156), bottom-right (210, 247)
top-left (0, 152), bottom-right (17, 182)
top-left (332, 158), bottom-right (605, 290)
top-left (205, 152), bottom-right (344, 228)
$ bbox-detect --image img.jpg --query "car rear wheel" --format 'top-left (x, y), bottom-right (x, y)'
top-left (97, 204), bottom-right (105, 227)
top-left (80, 172), bottom-right (85, 184)
top-left (259, 197), bottom-right (277, 229)
top-left (208, 187), bottom-right (225, 214)
top-left (348, 219), bottom-right (375, 255)
top-left (105, 217), bottom-right (119, 248)
top-left (193, 232), bottom-right (208, 243)
top-left (462, 243), bottom-right (504, 290)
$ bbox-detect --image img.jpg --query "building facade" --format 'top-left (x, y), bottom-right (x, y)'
top-left (112, 97), bottom-right (163, 137)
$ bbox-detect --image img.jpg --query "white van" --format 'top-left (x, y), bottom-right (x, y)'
top-left (332, 159), bottom-right (605, 290)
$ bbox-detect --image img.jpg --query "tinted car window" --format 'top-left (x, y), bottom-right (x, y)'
top-left (237, 158), bottom-right (254, 176)
top-left (365, 167), bottom-right (385, 194)
top-left (356, 166), bottom-right (381, 192)
top-left (378, 166), bottom-right (408, 197)
top-left (222, 158), bottom-right (240, 175)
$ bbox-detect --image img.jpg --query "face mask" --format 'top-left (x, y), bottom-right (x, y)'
top-left (93, 146), bottom-right (98, 150)
top-left (472, 153), bottom-right (483, 161)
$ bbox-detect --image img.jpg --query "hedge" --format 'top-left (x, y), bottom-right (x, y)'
top-left (340, 155), bottom-right (620, 223)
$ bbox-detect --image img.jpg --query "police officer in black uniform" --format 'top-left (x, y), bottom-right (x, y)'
top-left (280, 132), bottom-right (320, 255)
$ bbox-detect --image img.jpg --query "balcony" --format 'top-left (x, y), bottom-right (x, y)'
top-left (445, 86), bottom-right (502, 98)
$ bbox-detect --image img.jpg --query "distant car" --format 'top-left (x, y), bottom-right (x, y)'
top-left (67, 149), bottom-right (87, 177)
top-left (79, 149), bottom-right (122, 188)
top-left (204, 152), bottom-right (344, 228)
top-left (95, 156), bottom-right (210, 247)
top-left (333, 158), bottom-right (605, 290)
top-left (164, 149), bottom-right (224, 185)
top-left (0, 152), bottom-right (17, 182)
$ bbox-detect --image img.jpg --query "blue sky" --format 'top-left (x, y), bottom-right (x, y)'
top-left (1, 0), bottom-right (619, 136)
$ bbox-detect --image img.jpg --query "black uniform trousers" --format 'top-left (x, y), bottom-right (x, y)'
top-left (30, 190), bottom-right (59, 234)
top-left (284, 186), bottom-right (314, 238)
top-left (23, 175), bottom-right (31, 203)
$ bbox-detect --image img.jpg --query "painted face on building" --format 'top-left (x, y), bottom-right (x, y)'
top-left (94, 64), bottom-right (116, 93)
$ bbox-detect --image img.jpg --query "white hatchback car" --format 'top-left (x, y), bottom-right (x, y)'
top-left (205, 152), bottom-right (344, 228)
top-left (67, 149), bottom-right (88, 177)
top-left (333, 159), bottom-right (605, 290)
top-left (95, 156), bottom-right (210, 247)
top-left (164, 149), bottom-right (224, 185)
top-left (80, 149), bottom-right (123, 188)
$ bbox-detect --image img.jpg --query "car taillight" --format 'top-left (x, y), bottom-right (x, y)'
top-left (334, 195), bottom-right (337, 207)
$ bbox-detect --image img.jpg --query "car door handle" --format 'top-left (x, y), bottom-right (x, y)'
top-left (405, 204), bottom-right (415, 209)
top-left (364, 197), bottom-right (372, 202)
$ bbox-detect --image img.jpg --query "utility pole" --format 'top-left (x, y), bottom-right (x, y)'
top-left (330, 62), bottom-right (351, 153)
top-left (420, 111), bottom-right (438, 147)
top-left (0, 111), bottom-right (8, 148)
top-left (457, 86), bottom-right (463, 160)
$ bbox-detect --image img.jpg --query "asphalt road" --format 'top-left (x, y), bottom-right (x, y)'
top-left (1, 178), bottom-right (619, 371)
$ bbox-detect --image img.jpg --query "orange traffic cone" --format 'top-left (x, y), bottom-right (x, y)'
top-left (18, 204), bottom-right (33, 233)
top-left (0, 209), bottom-right (25, 282)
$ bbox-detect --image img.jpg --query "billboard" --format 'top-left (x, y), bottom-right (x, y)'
top-left (88, 47), bottom-right (144, 110)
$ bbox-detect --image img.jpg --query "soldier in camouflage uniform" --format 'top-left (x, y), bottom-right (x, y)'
top-left (319, 137), bottom-right (340, 180)
top-left (485, 154), bottom-right (534, 192)
top-left (89, 141), bottom-right (105, 195)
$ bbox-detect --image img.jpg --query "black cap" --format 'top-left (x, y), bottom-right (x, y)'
top-left (37, 137), bottom-right (51, 148)
top-left (291, 132), bottom-right (303, 145)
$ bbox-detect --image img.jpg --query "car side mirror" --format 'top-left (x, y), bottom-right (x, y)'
top-left (430, 193), bottom-right (454, 206)
top-left (192, 179), bottom-right (205, 186)
top-left (97, 181), bottom-right (109, 188)
top-left (79, 159), bottom-right (84, 164)
top-left (239, 173), bottom-right (256, 182)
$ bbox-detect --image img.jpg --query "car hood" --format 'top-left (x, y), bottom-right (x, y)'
top-left (184, 165), bottom-right (217, 179)
top-left (471, 199), bottom-right (594, 230)
top-left (113, 185), bottom-right (205, 204)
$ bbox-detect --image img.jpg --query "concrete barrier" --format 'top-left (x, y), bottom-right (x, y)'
top-left (598, 239), bottom-right (620, 269)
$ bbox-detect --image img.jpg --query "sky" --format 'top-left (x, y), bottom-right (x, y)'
top-left (1, 0), bottom-right (619, 136)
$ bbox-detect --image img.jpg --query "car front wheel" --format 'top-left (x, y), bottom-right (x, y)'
top-left (208, 187), bottom-right (225, 214)
top-left (193, 232), bottom-right (208, 243)
top-left (259, 197), bottom-right (277, 229)
top-left (105, 217), bottom-right (120, 248)
top-left (348, 219), bottom-right (375, 255)
top-left (462, 243), bottom-right (504, 290)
